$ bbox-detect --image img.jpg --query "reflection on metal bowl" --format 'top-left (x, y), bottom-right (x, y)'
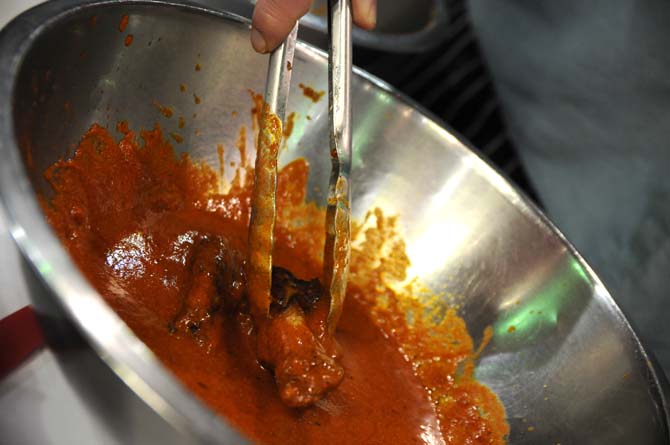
top-left (0, 0), bottom-right (667, 443)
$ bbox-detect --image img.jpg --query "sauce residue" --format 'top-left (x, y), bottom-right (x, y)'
top-left (124, 34), bottom-right (134, 47)
top-left (217, 143), bottom-right (225, 179)
top-left (118, 14), bottom-right (129, 33)
top-left (298, 83), bottom-right (325, 103)
top-left (283, 111), bottom-right (296, 140)
top-left (247, 105), bottom-right (282, 318)
top-left (170, 132), bottom-right (183, 144)
top-left (153, 101), bottom-right (173, 118)
top-left (44, 116), bottom-right (508, 444)
top-left (236, 126), bottom-right (247, 168)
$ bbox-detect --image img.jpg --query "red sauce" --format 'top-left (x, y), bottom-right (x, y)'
top-left (298, 83), bottom-right (325, 103)
top-left (124, 34), bottom-right (134, 47)
top-left (283, 111), bottom-right (297, 140)
top-left (153, 101), bottom-right (173, 118)
top-left (44, 120), bottom-right (508, 444)
top-left (118, 15), bottom-right (129, 33)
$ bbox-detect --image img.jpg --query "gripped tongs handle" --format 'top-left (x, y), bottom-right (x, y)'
top-left (265, 24), bottom-right (298, 121)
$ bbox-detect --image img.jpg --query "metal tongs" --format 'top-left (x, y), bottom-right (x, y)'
top-left (247, 25), bottom-right (298, 322)
top-left (322, 0), bottom-right (353, 333)
top-left (249, 1), bottom-right (352, 334)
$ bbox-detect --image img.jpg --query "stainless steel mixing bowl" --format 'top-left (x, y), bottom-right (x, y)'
top-left (0, 1), bottom-right (668, 443)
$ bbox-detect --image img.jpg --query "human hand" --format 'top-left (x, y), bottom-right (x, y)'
top-left (251, 0), bottom-right (377, 53)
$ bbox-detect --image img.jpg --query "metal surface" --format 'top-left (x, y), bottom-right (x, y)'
top-left (0, 1), bottom-right (668, 444)
top-left (323, 0), bottom-right (352, 332)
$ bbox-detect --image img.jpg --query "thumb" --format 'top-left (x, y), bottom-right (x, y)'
top-left (251, 0), bottom-right (312, 53)
top-left (353, 0), bottom-right (377, 30)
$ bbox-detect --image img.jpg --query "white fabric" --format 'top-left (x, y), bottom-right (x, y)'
top-left (469, 0), bottom-right (670, 370)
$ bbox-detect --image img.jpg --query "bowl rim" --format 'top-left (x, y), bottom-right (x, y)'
top-left (0, 0), bottom-right (667, 442)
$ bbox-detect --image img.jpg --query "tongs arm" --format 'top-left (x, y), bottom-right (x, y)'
top-left (323, 0), bottom-right (353, 334)
top-left (247, 24), bottom-right (298, 319)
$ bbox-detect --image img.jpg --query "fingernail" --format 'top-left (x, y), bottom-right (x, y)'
top-left (251, 27), bottom-right (268, 53)
top-left (367, 0), bottom-right (377, 28)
